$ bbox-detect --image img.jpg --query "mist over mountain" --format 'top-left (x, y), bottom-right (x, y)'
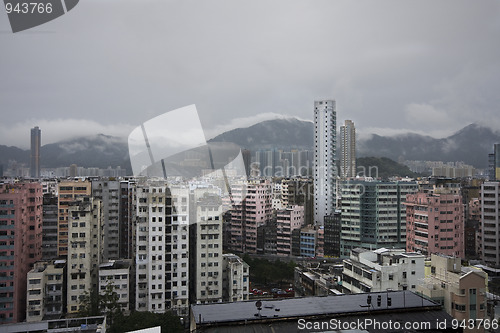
top-left (0, 120), bottom-right (498, 172)
top-left (211, 120), bottom-right (499, 169)
top-left (0, 134), bottom-right (131, 171)
top-left (357, 123), bottom-right (500, 168)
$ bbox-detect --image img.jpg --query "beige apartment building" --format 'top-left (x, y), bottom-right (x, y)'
top-left (417, 254), bottom-right (487, 332)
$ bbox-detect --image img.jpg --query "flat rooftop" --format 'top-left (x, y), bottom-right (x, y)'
top-left (192, 291), bottom-right (438, 325)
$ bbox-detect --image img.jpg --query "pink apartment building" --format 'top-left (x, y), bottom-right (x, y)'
top-left (276, 205), bottom-right (304, 256)
top-left (406, 192), bottom-right (464, 258)
top-left (0, 182), bottom-right (43, 324)
top-left (229, 181), bottom-right (272, 254)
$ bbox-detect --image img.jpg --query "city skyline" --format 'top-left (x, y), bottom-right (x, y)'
top-left (1, 1), bottom-right (500, 148)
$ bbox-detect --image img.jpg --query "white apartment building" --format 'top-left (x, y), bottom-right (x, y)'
top-left (99, 260), bottom-right (131, 315)
top-left (342, 248), bottom-right (425, 294)
top-left (135, 182), bottom-right (190, 317)
top-left (222, 254), bottom-right (249, 302)
top-left (314, 100), bottom-right (337, 225)
top-left (67, 198), bottom-right (103, 315)
top-left (191, 192), bottom-right (223, 304)
top-left (480, 182), bottom-right (500, 267)
top-left (26, 260), bottom-right (66, 322)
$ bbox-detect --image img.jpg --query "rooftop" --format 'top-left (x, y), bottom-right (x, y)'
top-left (192, 291), bottom-right (438, 326)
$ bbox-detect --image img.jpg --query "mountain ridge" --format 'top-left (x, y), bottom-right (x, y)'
top-left (0, 120), bottom-right (498, 171)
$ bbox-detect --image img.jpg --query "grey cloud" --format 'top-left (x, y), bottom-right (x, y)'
top-left (1, 0), bottom-right (500, 147)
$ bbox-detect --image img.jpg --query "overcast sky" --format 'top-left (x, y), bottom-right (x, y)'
top-left (1, 0), bottom-right (500, 149)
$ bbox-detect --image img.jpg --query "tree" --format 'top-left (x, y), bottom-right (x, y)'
top-left (79, 279), bottom-right (123, 326)
top-left (99, 281), bottom-right (123, 326)
top-left (79, 288), bottom-right (100, 317)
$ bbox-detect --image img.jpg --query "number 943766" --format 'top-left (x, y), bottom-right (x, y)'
top-left (5, 2), bottom-right (53, 14)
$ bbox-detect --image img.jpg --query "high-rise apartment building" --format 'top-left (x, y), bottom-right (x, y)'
top-left (276, 205), bottom-right (304, 256)
top-left (340, 181), bottom-right (418, 257)
top-left (0, 182), bottom-right (43, 324)
top-left (30, 126), bottom-right (41, 178)
top-left (228, 180), bottom-right (272, 254)
top-left (299, 226), bottom-right (317, 257)
top-left (66, 198), bottom-right (103, 315)
top-left (119, 181), bottom-right (135, 260)
top-left (324, 211), bottom-right (341, 258)
top-left (488, 144), bottom-right (500, 181)
top-left (134, 183), bottom-right (190, 317)
top-left (92, 180), bottom-right (121, 260)
top-left (282, 178), bottom-right (314, 225)
top-left (340, 120), bottom-right (356, 179)
top-left (221, 254), bottom-right (249, 303)
top-left (190, 192), bottom-right (223, 304)
top-left (406, 192), bottom-right (464, 258)
top-left (314, 100), bottom-right (337, 225)
top-left (480, 182), bottom-right (500, 267)
top-left (41, 194), bottom-right (58, 260)
top-left (57, 181), bottom-right (92, 258)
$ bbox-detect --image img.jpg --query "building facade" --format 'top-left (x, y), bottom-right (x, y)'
top-left (406, 192), bottom-right (465, 258)
top-left (98, 260), bottom-right (131, 315)
top-left (339, 120), bottom-right (356, 179)
top-left (26, 260), bottom-right (66, 322)
top-left (134, 183), bottom-right (191, 317)
top-left (324, 211), bottom-right (341, 258)
top-left (340, 181), bottom-right (418, 257)
top-left (276, 205), bottom-right (304, 256)
top-left (342, 248), bottom-right (425, 294)
top-left (57, 181), bottom-right (92, 258)
top-left (480, 182), bottom-right (500, 267)
top-left (0, 182), bottom-right (43, 324)
top-left (92, 180), bottom-right (121, 261)
top-left (66, 198), bottom-right (103, 315)
top-left (41, 194), bottom-right (58, 260)
top-left (190, 192), bottom-right (223, 304)
top-left (30, 126), bottom-right (41, 178)
top-left (417, 254), bottom-right (487, 325)
top-left (222, 254), bottom-right (249, 303)
top-left (488, 144), bottom-right (500, 181)
top-left (314, 100), bottom-right (337, 225)
top-left (228, 180), bottom-right (272, 254)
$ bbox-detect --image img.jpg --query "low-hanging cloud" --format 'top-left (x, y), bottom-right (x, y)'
top-left (0, 118), bottom-right (134, 149)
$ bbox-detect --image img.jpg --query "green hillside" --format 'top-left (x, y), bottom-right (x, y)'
top-left (356, 157), bottom-right (422, 179)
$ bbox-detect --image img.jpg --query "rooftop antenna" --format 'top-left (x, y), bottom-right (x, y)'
top-left (255, 300), bottom-right (262, 318)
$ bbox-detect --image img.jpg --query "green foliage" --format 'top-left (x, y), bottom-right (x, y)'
top-left (78, 289), bottom-right (100, 317)
top-left (356, 157), bottom-right (423, 179)
top-left (79, 280), bottom-right (123, 326)
top-left (109, 311), bottom-right (184, 333)
top-left (243, 254), bottom-right (295, 284)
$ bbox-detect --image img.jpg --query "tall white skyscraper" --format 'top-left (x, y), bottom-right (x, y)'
top-left (340, 120), bottom-right (356, 179)
top-left (314, 100), bottom-right (337, 225)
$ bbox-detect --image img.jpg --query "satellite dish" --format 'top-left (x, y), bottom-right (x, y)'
top-left (255, 300), bottom-right (262, 309)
